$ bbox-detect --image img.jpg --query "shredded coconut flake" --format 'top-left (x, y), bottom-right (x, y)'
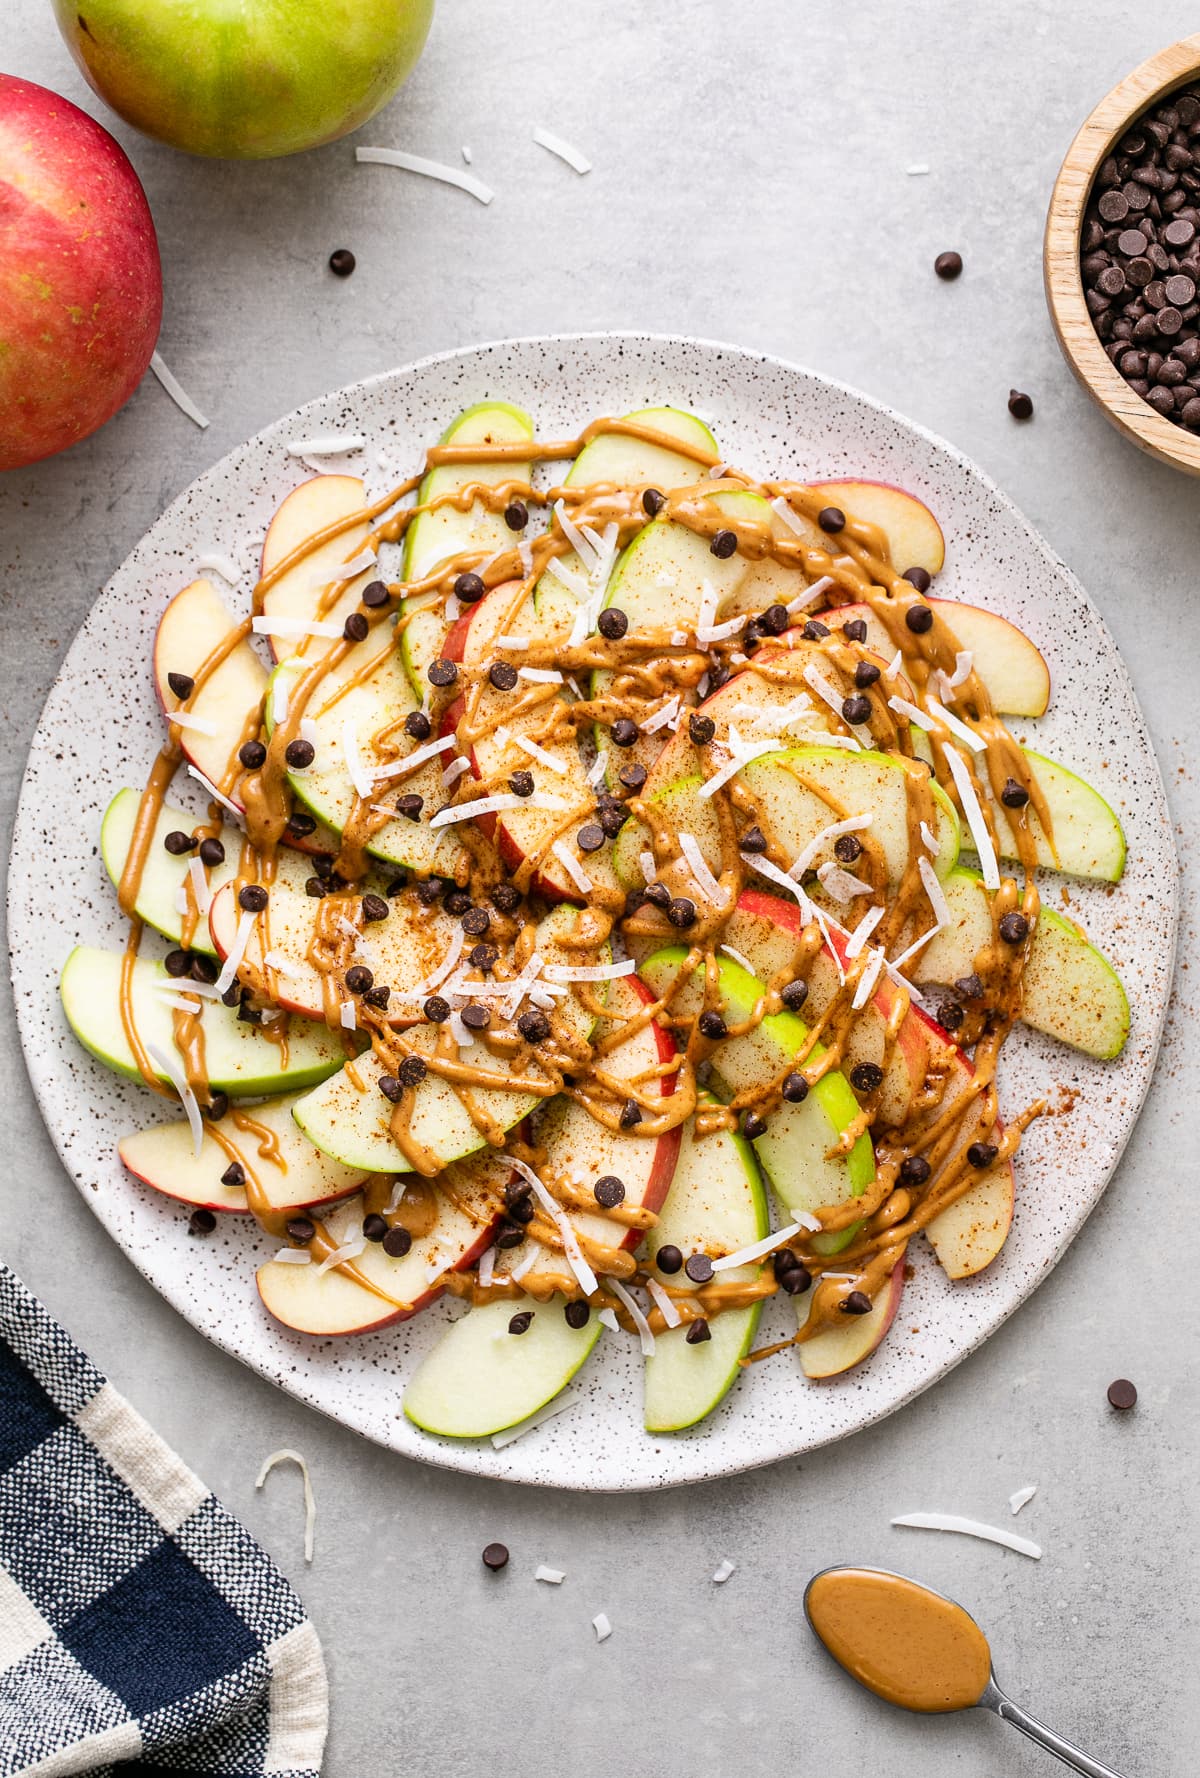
top-left (316, 1238), bottom-right (366, 1277)
top-left (519, 666), bottom-right (564, 684)
top-left (891, 1511), bottom-right (1041, 1560)
top-left (309, 548), bottom-right (376, 588)
top-left (255, 1449), bottom-right (316, 1563)
top-left (889, 693), bottom-right (935, 732)
top-left (718, 943), bottom-right (755, 974)
top-left (585, 750), bottom-right (608, 788)
top-left (154, 992), bottom-right (204, 1015)
top-left (187, 766), bottom-right (244, 824)
top-left (770, 495), bottom-right (806, 535)
top-left (678, 832), bottom-right (726, 905)
top-left (816, 860), bottom-right (873, 902)
top-left (711, 1223), bottom-right (802, 1273)
top-left (592, 1612), bottom-right (613, 1642)
top-left (851, 946), bottom-right (887, 1010)
top-left (606, 1276), bottom-right (655, 1356)
top-left (926, 694), bottom-right (986, 753)
top-left (510, 1160), bottom-right (598, 1296)
top-left (1009, 1485), bottom-right (1038, 1515)
top-left (544, 958), bottom-right (636, 983)
top-left (888, 923), bottom-right (941, 974)
top-left (490, 1388), bottom-right (581, 1448)
top-left (399, 925), bottom-right (465, 1001)
top-left (373, 733), bottom-right (457, 779)
top-left (262, 950), bottom-right (299, 978)
top-left (551, 840), bottom-right (593, 895)
top-left (699, 733), bottom-right (785, 798)
top-left (342, 718), bottom-right (375, 801)
top-left (696, 612), bottom-right (747, 644)
top-left (917, 855), bottom-right (951, 931)
top-left (271, 1248), bottom-right (311, 1266)
top-left (213, 909), bottom-right (258, 998)
top-left (948, 649), bottom-right (973, 687)
top-left (507, 731), bottom-right (570, 775)
top-left (150, 351), bottom-right (210, 428)
top-left (639, 850), bottom-right (656, 885)
top-left (712, 1559), bottom-right (736, 1584)
top-left (461, 144), bottom-right (472, 163)
top-left (535, 1564), bottom-right (566, 1584)
top-left (286, 433), bottom-right (366, 458)
top-left (844, 903), bottom-right (884, 960)
top-left (532, 126), bottom-right (592, 174)
top-left (920, 820), bottom-right (939, 854)
top-left (355, 145), bottom-right (494, 204)
top-left (187, 857), bottom-right (213, 917)
top-left (168, 710), bottom-right (218, 736)
top-left (145, 1041), bottom-right (203, 1155)
top-left (788, 813), bottom-right (875, 881)
top-left (496, 633), bottom-right (530, 650)
top-left (598, 1307), bottom-right (620, 1331)
top-left (944, 746), bottom-right (1000, 889)
top-left (197, 551), bottom-right (241, 585)
top-left (787, 573), bottom-right (835, 614)
top-left (431, 791), bottom-right (565, 828)
top-left (642, 694), bottom-right (680, 735)
top-left (339, 1001), bottom-right (357, 1031)
top-left (645, 1277), bottom-right (682, 1328)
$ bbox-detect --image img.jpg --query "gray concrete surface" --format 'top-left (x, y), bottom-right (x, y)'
top-left (3, 2), bottom-right (1198, 1772)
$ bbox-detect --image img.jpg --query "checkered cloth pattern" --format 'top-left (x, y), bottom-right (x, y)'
top-left (0, 1263), bottom-right (327, 1777)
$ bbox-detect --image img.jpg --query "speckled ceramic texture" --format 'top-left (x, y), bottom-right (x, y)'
top-left (9, 334), bottom-right (1178, 1491)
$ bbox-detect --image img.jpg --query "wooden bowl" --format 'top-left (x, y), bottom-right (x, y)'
top-left (1045, 33), bottom-right (1200, 474)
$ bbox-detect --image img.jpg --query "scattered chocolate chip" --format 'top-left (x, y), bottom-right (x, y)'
top-left (817, 507), bottom-right (845, 534)
top-left (238, 739), bottom-right (267, 770)
top-left (428, 658), bottom-right (458, 688)
top-left (165, 949), bottom-right (191, 977)
top-left (564, 1300), bottom-right (590, 1328)
top-left (488, 661), bottom-right (519, 691)
top-left (191, 954), bottom-right (219, 984)
top-left (220, 1161), bottom-right (245, 1188)
top-left (286, 811), bottom-right (317, 837)
top-left (689, 712), bottom-right (716, 745)
top-left (398, 1054), bottom-right (428, 1088)
top-left (198, 837), bottom-right (225, 867)
top-left (840, 1290), bottom-right (873, 1315)
top-left (938, 1001), bottom-right (965, 1031)
top-left (286, 1217), bottom-right (315, 1244)
top-left (392, 792), bottom-right (422, 825)
top-left (833, 833), bottom-right (863, 865)
top-left (508, 1310), bottom-right (534, 1335)
top-left (781, 978), bottom-right (809, 1012)
top-left (1008, 389), bottom-right (1034, 420)
top-left (740, 824), bottom-right (768, 854)
top-left (1107, 1377), bottom-right (1137, 1410)
top-left (594, 1175), bottom-right (626, 1208)
top-left (778, 1262), bottom-right (812, 1296)
top-left (482, 1542), bottom-right (509, 1571)
top-left (404, 710), bottom-right (432, 741)
top-left (504, 499), bottom-right (528, 531)
top-left (469, 942), bottom-right (498, 971)
top-left (167, 671), bottom-right (195, 700)
top-left (416, 877), bottom-right (443, 904)
top-left (305, 877), bottom-right (326, 898)
top-left (382, 1225), bottom-right (412, 1258)
top-left (955, 973), bottom-right (985, 1001)
top-left (967, 1141), bottom-right (999, 1168)
top-left (841, 693), bottom-right (872, 725)
top-left (189, 1208), bottom-right (217, 1235)
top-left (854, 660), bottom-right (882, 690)
top-left (599, 804), bottom-right (629, 838)
top-left (343, 611), bottom-right (369, 642)
top-left (618, 762), bottom-right (648, 794)
top-left (361, 893), bottom-right (389, 923)
top-left (164, 830), bottom-right (196, 856)
top-left (1000, 778), bottom-right (1030, 808)
top-left (667, 897), bottom-right (697, 929)
top-left (518, 1009), bottom-right (550, 1043)
top-left (491, 884), bottom-right (522, 913)
top-left (462, 906), bottom-right (490, 936)
top-left (363, 985), bottom-right (391, 1010)
top-left (619, 1099), bottom-right (644, 1129)
top-left (611, 717), bottom-right (640, 747)
top-left (239, 884), bottom-right (268, 912)
top-left (461, 1004), bottom-right (491, 1031)
top-left (934, 250), bottom-right (963, 280)
top-left (509, 770), bottom-right (535, 797)
top-left (363, 580), bottom-right (390, 609)
top-left (698, 1010), bottom-right (727, 1040)
top-left (899, 1154), bottom-right (932, 1186)
top-left (782, 1072), bottom-right (809, 1103)
top-left (578, 823), bottom-right (605, 853)
top-left (444, 890), bottom-right (472, 915)
top-left (842, 617), bottom-right (868, 642)
top-left (686, 1318), bottom-right (712, 1344)
top-left (285, 738), bottom-right (315, 769)
top-left (329, 247), bottom-right (355, 276)
top-left (905, 603), bottom-right (934, 634)
top-left (597, 606), bottom-right (629, 641)
top-left (424, 995), bottom-right (450, 1023)
top-left (901, 566), bottom-right (933, 593)
top-left (657, 1244), bottom-right (684, 1274)
top-left (644, 882), bottom-right (671, 909)
top-left (205, 1092), bottom-right (229, 1121)
top-left (643, 488), bottom-right (666, 516)
top-left (345, 965), bottom-right (374, 995)
top-left (710, 528), bottom-right (738, 559)
top-left (850, 1062), bottom-right (884, 1093)
top-left (998, 911), bottom-right (1030, 944)
top-left (362, 1212), bottom-right (388, 1242)
top-left (742, 1110), bottom-right (768, 1139)
top-left (802, 618), bottom-right (831, 640)
top-left (495, 1225), bottom-right (526, 1249)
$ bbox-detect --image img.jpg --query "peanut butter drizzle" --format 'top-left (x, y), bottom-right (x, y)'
top-left (113, 414), bottom-right (1060, 1343)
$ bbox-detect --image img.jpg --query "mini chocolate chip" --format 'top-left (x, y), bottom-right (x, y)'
top-left (564, 1300), bottom-right (590, 1328)
top-left (611, 718), bottom-right (640, 747)
top-left (416, 877), bottom-right (443, 904)
top-left (782, 1072), bottom-right (809, 1103)
top-left (938, 1001), bottom-right (965, 1031)
top-left (469, 942), bottom-right (498, 971)
top-left (191, 954), bottom-right (219, 983)
top-left (833, 833), bottom-right (863, 864)
top-left (489, 661), bottom-right (518, 691)
top-left (221, 983), bottom-right (242, 1007)
top-left (710, 528), bottom-right (738, 559)
top-left (491, 883), bottom-right (522, 913)
top-left (619, 1099), bottom-right (644, 1129)
top-left (285, 738), bottom-right (315, 769)
top-left (328, 247), bottom-right (355, 276)
top-left (644, 882), bottom-right (671, 909)
top-left (507, 1310), bottom-right (534, 1335)
top-left (362, 893), bottom-right (389, 922)
top-left (508, 770), bottom-right (535, 797)
top-left (758, 602), bottom-right (788, 636)
top-left (840, 1290), bottom-right (873, 1315)
top-left (305, 877), bottom-right (326, 898)
top-left (362, 1212), bottom-right (388, 1242)
top-left (444, 891), bottom-right (472, 915)
top-left (428, 658), bottom-right (458, 687)
top-left (955, 973), bottom-right (985, 1001)
top-left (379, 1225), bottom-right (410, 1259)
top-left (841, 693), bottom-right (872, 725)
top-left (578, 823), bottom-right (605, 853)
top-left (740, 824), bottom-right (768, 854)
top-left (504, 499), bottom-right (528, 530)
top-left (900, 1154), bottom-right (932, 1186)
top-left (363, 580), bottom-right (390, 608)
top-left (345, 964), bottom-right (374, 994)
top-left (599, 804), bottom-right (629, 838)
top-left (594, 1174), bottom-right (626, 1208)
top-left (517, 1009), bottom-right (550, 1043)
top-left (239, 739), bottom-right (267, 770)
top-left (462, 907), bottom-right (490, 936)
top-left (495, 1225), bottom-right (526, 1249)
top-left (697, 1010), bottom-right (727, 1040)
top-left (1008, 389), bottom-right (1035, 420)
top-left (167, 671), bottom-right (195, 699)
top-left (220, 1161), bottom-right (245, 1188)
top-left (189, 1208), bottom-right (216, 1235)
top-left (999, 911), bottom-right (1030, 944)
top-left (689, 713), bottom-right (716, 744)
top-left (205, 1092), bottom-right (230, 1121)
top-left (657, 1244), bottom-right (683, 1274)
top-left (482, 1542), bottom-right (509, 1571)
top-left (817, 506), bottom-right (845, 534)
top-left (802, 618), bottom-right (830, 640)
top-left (667, 897), bottom-right (697, 929)
top-left (239, 884), bottom-right (268, 912)
top-left (842, 617), bottom-right (868, 642)
top-left (643, 488), bottom-right (667, 516)
top-left (598, 607), bottom-right (629, 640)
top-left (312, 853), bottom-right (335, 879)
top-left (779, 1262), bottom-right (812, 1296)
top-left (1000, 778), bottom-right (1030, 808)
top-left (404, 710), bottom-right (432, 741)
top-left (899, 568), bottom-right (932, 596)
top-left (850, 1062), bottom-right (884, 1093)
top-left (461, 1004), bottom-right (491, 1031)
top-left (286, 1217), bottom-right (315, 1243)
top-left (363, 985), bottom-right (391, 1010)
top-left (1107, 1377), bottom-right (1137, 1410)
top-left (686, 1318), bottom-right (712, 1344)
top-left (967, 1141), bottom-right (999, 1167)
top-left (742, 1110), bottom-right (768, 1139)
top-left (934, 250), bottom-right (963, 280)
top-left (398, 1054), bottom-right (428, 1088)
top-left (424, 995), bottom-right (450, 1023)
top-left (454, 571), bottom-right (486, 605)
top-left (286, 810), bottom-right (317, 837)
top-left (618, 762), bottom-right (648, 793)
top-left (781, 978), bottom-right (809, 1012)
top-left (165, 949), bottom-right (191, 977)
top-left (198, 837), bottom-right (225, 867)
top-left (905, 603), bottom-right (934, 633)
top-left (343, 611), bottom-right (369, 642)
top-left (852, 661), bottom-right (882, 693)
top-left (164, 830), bottom-right (196, 856)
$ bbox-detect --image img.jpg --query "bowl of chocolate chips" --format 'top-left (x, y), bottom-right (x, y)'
top-left (1046, 33), bottom-right (1200, 473)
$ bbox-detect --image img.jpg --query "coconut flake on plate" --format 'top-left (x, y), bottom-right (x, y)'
top-left (550, 841), bottom-right (592, 895)
top-left (285, 433), bottom-right (367, 459)
top-left (355, 145), bottom-right (495, 205)
top-left (307, 548), bottom-right (377, 588)
top-left (645, 1278), bottom-right (681, 1328)
top-left (699, 730), bottom-right (787, 798)
top-left (149, 351), bottom-right (210, 429)
top-left (490, 1389), bottom-right (582, 1449)
top-left (639, 849), bottom-right (656, 885)
top-left (544, 958), bottom-right (636, 983)
top-left (263, 950), bottom-right (300, 978)
top-left (711, 1223), bottom-right (802, 1272)
top-left (891, 1511), bottom-right (1041, 1559)
top-left (546, 555), bottom-right (589, 598)
top-left (197, 552), bottom-right (243, 586)
top-left (585, 749), bottom-right (608, 788)
top-left (605, 1277), bottom-right (655, 1356)
top-left (503, 731), bottom-right (569, 775)
top-left (597, 1307), bottom-right (620, 1332)
top-left (154, 992), bottom-right (204, 1015)
top-left (842, 904), bottom-right (884, 960)
top-left (255, 1447), bottom-right (317, 1562)
top-left (317, 1239), bottom-right (366, 1277)
top-left (944, 746), bottom-right (1000, 889)
top-left (338, 1002), bottom-right (357, 1031)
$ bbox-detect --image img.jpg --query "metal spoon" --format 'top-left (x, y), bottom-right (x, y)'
top-left (803, 1565), bottom-right (1127, 1778)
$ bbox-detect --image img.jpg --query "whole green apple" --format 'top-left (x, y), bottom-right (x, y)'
top-left (51, 0), bottom-right (435, 160)
top-left (0, 74), bottom-right (161, 472)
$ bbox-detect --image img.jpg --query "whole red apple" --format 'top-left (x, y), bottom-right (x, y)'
top-left (0, 76), bottom-right (161, 473)
top-left (51, 0), bottom-right (435, 161)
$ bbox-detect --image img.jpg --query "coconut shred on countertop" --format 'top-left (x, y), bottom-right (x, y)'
top-left (64, 399), bottom-right (1132, 1438)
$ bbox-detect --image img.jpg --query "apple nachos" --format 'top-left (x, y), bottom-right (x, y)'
top-left (62, 402), bottom-right (1130, 1439)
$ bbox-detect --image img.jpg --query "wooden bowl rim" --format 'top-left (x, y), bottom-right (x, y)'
top-left (1045, 33), bottom-right (1200, 474)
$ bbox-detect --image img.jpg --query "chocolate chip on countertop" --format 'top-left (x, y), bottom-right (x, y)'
top-left (934, 250), bottom-right (963, 280)
top-left (482, 1542), bottom-right (509, 1571)
top-left (329, 248), bottom-right (355, 276)
top-left (1007, 389), bottom-right (1034, 419)
top-left (1107, 1377), bottom-right (1138, 1410)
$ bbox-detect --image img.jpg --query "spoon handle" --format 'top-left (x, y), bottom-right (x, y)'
top-left (983, 1684), bottom-right (1128, 1778)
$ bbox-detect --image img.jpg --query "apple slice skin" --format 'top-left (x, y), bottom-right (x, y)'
top-left (642, 1108), bottom-right (768, 1434)
top-left (795, 1252), bottom-right (906, 1378)
top-left (153, 578), bottom-right (266, 792)
top-left (100, 787), bottom-right (238, 956)
top-left (60, 946), bottom-right (348, 1095)
top-left (256, 1256), bottom-right (407, 1338)
top-left (801, 480), bottom-right (945, 576)
top-left (571, 404), bottom-right (718, 490)
top-left (259, 474), bottom-right (373, 662)
top-left (823, 599), bottom-right (1051, 719)
top-left (911, 1010), bottom-right (1014, 1280)
top-left (403, 1294), bottom-right (602, 1439)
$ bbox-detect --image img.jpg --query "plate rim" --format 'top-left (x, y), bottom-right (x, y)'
top-left (9, 329), bottom-right (1180, 1491)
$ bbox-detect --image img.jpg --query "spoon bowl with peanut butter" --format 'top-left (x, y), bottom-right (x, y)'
top-left (804, 1566), bottom-right (1127, 1777)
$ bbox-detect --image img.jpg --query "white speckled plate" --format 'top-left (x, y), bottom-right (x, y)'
top-left (10, 335), bottom-right (1178, 1490)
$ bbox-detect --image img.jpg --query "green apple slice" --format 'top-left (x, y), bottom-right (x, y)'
top-left (638, 948), bottom-right (875, 1253)
top-left (60, 946), bottom-right (347, 1094)
top-left (570, 404), bottom-right (718, 488)
top-left (642, 1103), bottom-right (768, 1432)
top-left (292, 904), bottom-right (609, 1172)
top-left (401, 401), bottom-right (534, 693)
top-left (404, 1293), bottom-right (602, 1439)
top-left (265, 636), bottom-right (459, 875)
top-left (100, 788), bottom-right (238, 955)
top-left (914, 867), bottom-right (1129, 1058)
top-left (153, 577), bottom-right (267, 791)
top-left (990, 749), bottom-right (1125, 883)
top-left (259, 474), bottom-right (375, 661)
top-left (119, 1093), bottom-right (366, 1214)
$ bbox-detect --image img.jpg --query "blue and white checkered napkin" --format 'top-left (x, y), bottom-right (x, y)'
top-left (0, 1263), bottom-right (327, 1777)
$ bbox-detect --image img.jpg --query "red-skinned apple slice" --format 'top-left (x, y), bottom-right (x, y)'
top-left (795, 1251), bottom-right (906, 1378)
top-left (259, 474), bottom-right (374, 661)
top-left (153, 578), bottom-right (267, 795)
top-left (802, 480), bottom-right (945, 576)
top-left (822, 599), bottom-right (1050, 718)
top-left (210, 878), bottom-right (458, 1026)
top-left (910, 1005), bottom-right (1014, 1279)
top-left (119, 1094), bottom-right (367, 1215)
